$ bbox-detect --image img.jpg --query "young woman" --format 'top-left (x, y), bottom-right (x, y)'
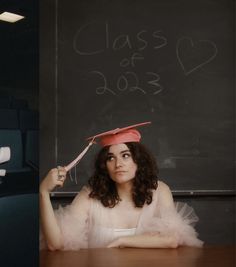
top-left (40, 122), bottom-right (203, 250)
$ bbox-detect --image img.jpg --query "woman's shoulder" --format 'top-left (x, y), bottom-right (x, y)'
top-left (153, 180), bottom-right (174, 204)
top-left (71, 185), bottom-right (92, 206)
top-left (156, 180), bottom-right (171, 193)
top-left (80, 185), bottom-right (92, 194)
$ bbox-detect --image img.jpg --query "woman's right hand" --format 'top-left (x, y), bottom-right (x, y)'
top-left (39, 166), bottom-right (67, 194)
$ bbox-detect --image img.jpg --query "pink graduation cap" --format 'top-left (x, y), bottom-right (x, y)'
top-left (65, 121), bottom-right (151, 171)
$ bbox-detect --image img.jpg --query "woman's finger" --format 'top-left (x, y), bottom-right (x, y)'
top-left (56, 166), bottom-right (67, 178)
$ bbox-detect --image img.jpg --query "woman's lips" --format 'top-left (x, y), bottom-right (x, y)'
top-left (115, 171), bottom-right (127, 174)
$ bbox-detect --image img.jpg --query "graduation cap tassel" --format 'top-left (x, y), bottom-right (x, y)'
top-left (64, 138), bottom-right (95, 172)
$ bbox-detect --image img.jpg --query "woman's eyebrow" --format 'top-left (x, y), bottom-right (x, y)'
top-left (120, 150), bottom-right (130, 154)
top-left (107, 149), bottom-right (130, 155)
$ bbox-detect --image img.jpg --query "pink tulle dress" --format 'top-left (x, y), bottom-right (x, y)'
top-left (40, 181), bottom-right (203, 250)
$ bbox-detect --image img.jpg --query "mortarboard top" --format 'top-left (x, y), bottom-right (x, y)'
top-left (65, 121), bottom-right (151, 171)
top-left (87, 121), bottom-right (151, 147)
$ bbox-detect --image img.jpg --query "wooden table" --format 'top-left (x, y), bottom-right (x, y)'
top-left (40, 246), bottom-right (235, 267)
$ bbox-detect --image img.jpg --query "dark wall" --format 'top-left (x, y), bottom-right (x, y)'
top-left (0, 0), bottom-right (39, 109)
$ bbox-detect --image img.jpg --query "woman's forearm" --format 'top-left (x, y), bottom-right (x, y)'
top-left (40, 191), bottom-right (63, 250)
top-left (121, 233), bottom-right (178, 248)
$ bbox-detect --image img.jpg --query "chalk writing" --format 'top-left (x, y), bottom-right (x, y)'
top-left (90, 71), bottom-right (163, 95)
top-left (146, 72), bottom-right (163, 95)
top-left (90, 71), bottom-right (117, 95)
top-left (73, 22), bottom-right (218, 95)
top-left (117, 75), bottom-right (128, 91)
top-left (176, 37), bottom-right (217, 75)
top-left (125, 71), bottom-right (146, 94)
top-left (73, 21), bottom-right (168, 55)
top-left (120, 53), bottom-right (144, 67)
top-left (136, 30), bottom-right (148, 51)
top-left (113, 34), bottom-right (132, 50)
top-left (153, 30), bottom-right (168, 49)
top-left (73, 21), bottom-right (106, 55)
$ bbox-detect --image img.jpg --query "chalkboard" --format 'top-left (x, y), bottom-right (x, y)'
top-left (40, 0), bottom-right (235, 194)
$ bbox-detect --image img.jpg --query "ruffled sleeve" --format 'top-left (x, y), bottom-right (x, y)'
top-left (40, 186), bottom-right (91, 250)
top-left (137, 181), bottom-right (204, 248)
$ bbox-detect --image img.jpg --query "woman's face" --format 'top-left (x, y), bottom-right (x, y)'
top-left (106, 143), bottom-right (137, 185)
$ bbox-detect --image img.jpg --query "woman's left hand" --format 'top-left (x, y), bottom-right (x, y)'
top-left (107, 237), bottom-right (125, 248)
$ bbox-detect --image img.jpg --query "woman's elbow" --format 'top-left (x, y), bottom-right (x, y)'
top-left (168, 236), bottom-right (179, 248)
top-left (169, 240), bottom-right (178, 248)
top-left (47, 241), bottom-right (64, 251)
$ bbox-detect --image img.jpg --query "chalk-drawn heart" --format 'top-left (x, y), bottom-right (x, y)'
top-left (176, 37), bottom-right (217, 75)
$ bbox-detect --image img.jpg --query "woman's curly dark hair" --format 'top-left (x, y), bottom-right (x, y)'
top-left (88, 142), bottom-right (159, 208)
